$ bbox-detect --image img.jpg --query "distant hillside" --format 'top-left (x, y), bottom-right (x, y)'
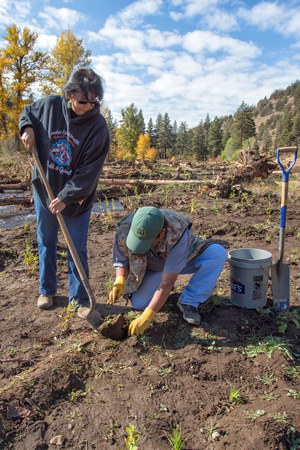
top-left (253, 80), bottom-right (300, 151)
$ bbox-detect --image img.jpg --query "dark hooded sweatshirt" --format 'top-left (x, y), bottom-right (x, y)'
top-left (19, 94), bottom-right (109, 216)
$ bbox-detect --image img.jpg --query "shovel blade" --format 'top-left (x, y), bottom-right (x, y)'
top-left (83, 309), bottom-right (102, 330)
top-left (271, 262), bottom-right (290, 311)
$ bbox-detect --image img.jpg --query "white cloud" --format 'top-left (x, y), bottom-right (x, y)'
top-left (171, 0), bottom-right (221, 18)
top-left (36, 33), bottom-right (58, 51)
top-left (118, 0), bottom-right (163, 25)
top-left (204, 10), bottom-right (238, 32)
top-left (239, 2), bottom-right (300, 37)
top-left (0, 0), bottom-right (32, 27)
top-left (38, 6), bottom-right (86, 32)
top-left (182, 30), bottom-right (260, 59)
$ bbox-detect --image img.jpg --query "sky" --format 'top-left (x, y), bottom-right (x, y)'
top-left (1, 0), bottom-right (300, 127)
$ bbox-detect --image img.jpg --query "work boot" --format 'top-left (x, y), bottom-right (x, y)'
top-left (37, 294), bottom-right (53, 310)
top-left (177, 301), bottom-right (201, 326)
top-left (77, 306), bottom-right (90, 319)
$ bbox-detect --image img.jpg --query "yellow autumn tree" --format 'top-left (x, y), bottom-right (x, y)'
top-left (0, 52), bottom-right (13, 139)
top-left (145, 147), bottom-right (158, 160)
top-left (42, 30), bottom-right (91, 95)
top-left (1, 24), bottom-right (48, 141)
top-left (136, 133), bottom-right (151, 160)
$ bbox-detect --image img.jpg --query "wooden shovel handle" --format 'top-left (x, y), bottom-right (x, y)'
top-left (31, 145), bottom-right (96, 312)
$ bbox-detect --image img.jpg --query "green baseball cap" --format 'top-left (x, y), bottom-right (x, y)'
top-left (126, 206), bottom-right (164, 253)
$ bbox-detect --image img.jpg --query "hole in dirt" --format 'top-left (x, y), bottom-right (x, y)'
top-left (98, 314), bottom-right (129, 341)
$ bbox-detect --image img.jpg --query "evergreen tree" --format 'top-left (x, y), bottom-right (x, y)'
top-left (103, 106), bottom-right (118, 160)
top-left (157, 112), bottom-right (173, 159)
top-left (117, 103), bottom-right (145, 159)
top-left (221, 115), bottom-right (233, 149)
top-left (146, 118), bottom-right (155, 147)
top-left (207, 117), bottom-right (223, 157)
top-left (153, 113), bottom-right (162, 149)
top-left (191, 122), bottom-right (207, 161)
top-left (175, 121), bottom-right (189, 157)
top-left (231, 101), bottom-right (256, 149)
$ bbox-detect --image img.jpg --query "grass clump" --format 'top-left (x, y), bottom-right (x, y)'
top-left (166, 424), bottom-right (184, 450)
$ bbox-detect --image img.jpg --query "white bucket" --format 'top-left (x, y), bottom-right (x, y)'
top-left (228, 248), bottom-right (272, 309)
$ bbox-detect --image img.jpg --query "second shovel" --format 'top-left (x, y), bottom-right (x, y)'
top-left (271, 146), bottom-right (298, 311)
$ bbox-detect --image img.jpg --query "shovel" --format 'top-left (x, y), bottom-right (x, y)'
top-left (271, 146), bottom-right (298, 311)
top-left (32, 145), bottom-right (102, 329)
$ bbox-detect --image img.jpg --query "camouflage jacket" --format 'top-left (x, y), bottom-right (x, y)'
top-left (116, 209), bottom-right (216, 295)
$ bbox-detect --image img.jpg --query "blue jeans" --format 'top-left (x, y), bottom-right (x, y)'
top-left (34, 192), bottom-right (91, 305)
top-left (131, 244), bottom-right (227, 310)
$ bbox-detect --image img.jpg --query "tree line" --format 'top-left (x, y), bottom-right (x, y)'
top-left (0, 24), bottom-right (299, 161)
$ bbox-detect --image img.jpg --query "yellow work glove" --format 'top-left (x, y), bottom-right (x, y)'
top-left (108, 276), bottom-right (125, 304)
top-left (128, 307), bottom-right (156, 336)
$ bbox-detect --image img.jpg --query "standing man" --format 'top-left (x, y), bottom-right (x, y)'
top-left (108, 206), bottom-right (227, 335)
top-left (20, 67), bottom-right (109, 317)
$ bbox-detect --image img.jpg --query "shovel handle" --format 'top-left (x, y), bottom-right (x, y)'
top-left (276, 146), bottom-right (298, 262)
top-left (31, 145), bottom-right (96, 313)
top-left (276, 147), bottom-right (298, 182)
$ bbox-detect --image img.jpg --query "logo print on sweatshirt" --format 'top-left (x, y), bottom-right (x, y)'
top-left (50, 139), bottom-right (72, 167)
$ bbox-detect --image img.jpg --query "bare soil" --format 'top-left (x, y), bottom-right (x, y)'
top-left (0, 161), bottom-right (300, 450)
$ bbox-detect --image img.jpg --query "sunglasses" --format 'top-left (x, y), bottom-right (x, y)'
top-left (73, 93), bottom-right (100, 106)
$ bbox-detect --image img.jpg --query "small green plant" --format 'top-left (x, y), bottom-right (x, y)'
top-left (211, 203), bottom-right (220, 215)
top-left (247, 409), bottom-right (266, 420)
top-left (229, 387), bottom-right (244, 405)
top-left (23, 238), bottom-right (38, 271)
top-left (283, 365), bottom-right (300, 379)
top-left (287, 389), bottom-right (300, 399)
top-left (257, 373), bottom-right (278, 386)
top-left (57, 250), bottom-right (67, 259)
top-left (124, 423), bottom-right (139, 450)
top-left (265, 232), bottom-right (271, 243)
top-left (262, 393), bottom-right (279, 401)
top-left (207, 341), bottom-right (222, 352)
top-left (59, 299), bottom-right (78, 330)
top-left (190, 197), bottom-right (197, 213)
top-left (166, 424), bottom-right (184, 450)
top-left (207, 418), bottom-right (219, 441)
top-left (270, 412), bottom-right (288, 423)
top-left (157, 366), bottom-right (172, 377)
top-left (244, 336), bottom-right (293, 360)
top-left (67, 389), bottom-right (86, 402)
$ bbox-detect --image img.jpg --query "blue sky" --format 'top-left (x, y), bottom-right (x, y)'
top-left (1, 0), bottom-right (300, 126)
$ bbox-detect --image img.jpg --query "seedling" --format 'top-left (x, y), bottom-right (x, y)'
top-left (59, 300), bottom-right (78, 330)
top-left (283, 365), bottom-right (300, 379)
top-left (23, 238), bottom-right (38, 271)
top-left (247, 409), bottom-right (266, 421)
top-left (228, 387), bottom-right (244, 405)
top-left (207, 418), bottom-right (219, 441)
top-left (270, 412), bottom-right (288, 423)
top-left (287, 389), bottom-right (300, 399)
top-left (244, 336), bottom-right (293, 360)
top-left (124, 423), bottom-right (139, 450)
top-left (207, 341), bottom-right (222, 352)
top-left (67, 389), bottom-right (86, 402)
top-left (257, 373), bottom-right (278, 386)
top-left (190, 197), bottom-right (197, 213)
top-left (262, 393), bottom-right (279, 401)
top-left (166, 424), bottom-right (184, 450)
top-left (157, 366), bottom-right (172, 377)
